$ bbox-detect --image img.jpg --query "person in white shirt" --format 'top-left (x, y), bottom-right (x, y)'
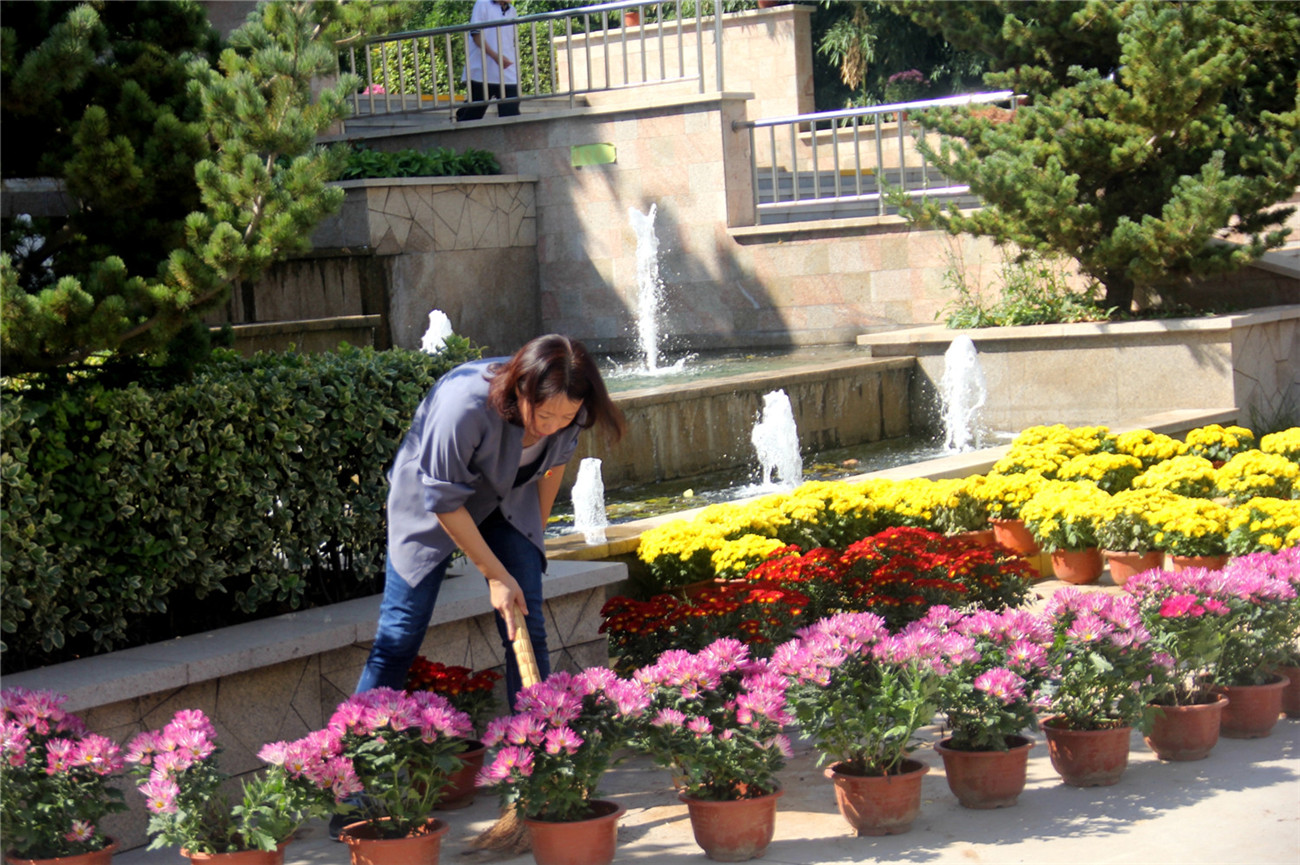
top-left (457, 0), bottom-right (520, 120)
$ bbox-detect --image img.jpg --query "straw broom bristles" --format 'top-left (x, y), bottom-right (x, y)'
top-left (469, 606), bottom-right (539, 854)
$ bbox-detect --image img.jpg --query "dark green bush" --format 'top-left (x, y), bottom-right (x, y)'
top-left (339, 143), bottom-right (500, 180)
top-left (0, 339), bottom-right (480, 673)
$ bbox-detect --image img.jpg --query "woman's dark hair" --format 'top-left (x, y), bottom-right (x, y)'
top-left (488, 334), bottom-right (626, 441)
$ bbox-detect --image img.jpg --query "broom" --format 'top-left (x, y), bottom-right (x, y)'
top-left (469, 606), bottom-right (540, 855)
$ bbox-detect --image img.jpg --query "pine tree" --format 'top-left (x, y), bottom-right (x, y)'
top-left (900, 0), bottom-right (1300, 312)
top-left (0, 1), bottom-right (386, 376)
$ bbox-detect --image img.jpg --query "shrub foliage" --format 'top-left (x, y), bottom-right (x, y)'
top-left (0, 341), bottom-right (479, 672)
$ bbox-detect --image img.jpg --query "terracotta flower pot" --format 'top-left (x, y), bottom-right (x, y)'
top-left (934, 736), bottom-right (1033, 809)
top-left (1050, 547), bottom-right (1104, 585)
top-left (340, 818), bottom-right (449, 865)
top-left (181, 843), bottom-right (287, 865)
top-left (824, 759), bottom-right (928, 836)
top-left (1103, 549), bottom-right (1164, 586)
top-left (679, 788), bottom-right (782, 861)
top-left (1041, 718), bottom-right (1131, 787)
top-left (990, 518), bottom-right (1039, 556)
top-left (5, 839), bottom-right (119, 865)
top-left (433, 739), bottom-right (487, 809)
top-left (1143, 694), bottom-right (1228, 761)
top-left (523, 800), bottom-right (625, 865)
top-left (1214, 675), bottom-right (1290, 739)
top-left (1169, 554), bottom-right (1229, 572)
top-left (953, 528), bottom-right (998, 549)
top-left (1276, 665), bottom-right (1300, 719)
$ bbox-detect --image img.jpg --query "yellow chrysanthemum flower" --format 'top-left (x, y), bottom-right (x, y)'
top-left (1132, 455), bottom-right (1218, 498)
top-left (1260, 428), bottom-right (1300, 463)
top-left (1216, 451), bottom-right (1298, 503)
top-left (1181, 424), bottom-right (1255, 462)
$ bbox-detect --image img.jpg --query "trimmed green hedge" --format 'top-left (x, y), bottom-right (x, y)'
top-left (339, 144), bottom-right (501, 180)
top-left (0, 340), bottom-right (480, 673)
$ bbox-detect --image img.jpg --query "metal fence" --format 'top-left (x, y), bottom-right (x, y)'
top-left (734, 91), bottom-right (1018, 225)
top-left (344, 1), bottom-right (726, 121)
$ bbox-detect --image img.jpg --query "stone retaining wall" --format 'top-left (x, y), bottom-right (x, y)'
top-left (858, 305), bottom-right (1300, 433)
top-left (214, 176), bottom-right (541, 355)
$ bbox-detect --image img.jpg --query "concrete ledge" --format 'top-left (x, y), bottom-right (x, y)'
top-left (329, 174), bottom-right (539, 189)
top-left (857, 304), bottom-right (1300, 348)
top-left (4, 558), bottom-right (626, 713)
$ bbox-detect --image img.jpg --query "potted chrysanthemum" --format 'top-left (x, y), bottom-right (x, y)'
top-left (1131, 454), bottom-right (1220, 498)
top-left (920, 606), bottom-right (1052, 809)
top-left (1, 689), bottom-right (126, 864)
top-left (1148, 495), bottom-right (1233, 571)
top-left (932, 475), bottom-right (993, 540)
top-left (1113, 429), bottom-right (1184, 468)
top-left (1096, 487), bottom-right (1183, 584)
top-left (1019, 479), bottom-right (1111, 584)
top-left (1215, 450), bottom-right (1299, 503)
top-left (1055, 451), bottom-right (1144, 493)
top-left (1037, 589), bottom-right (1164, 787)
top-left (1125, 565), bottom-right (1237, 760)
top-left (635, 638), bottom-right (791, 861)
top-left (771, 613), bottom-right (945, 835)
top-left (279, 688), bottom-right (473, 862)
top-left (973, 471), bottom-right (1046, 556)
top-left (1226, 499), bottom-right (1300, 557)
top-left (1180, 423), bottom-right (1255, 465)
top-left (1209, 551), bottom-right (1299, 737)
top-left (404, 658), bottom-right (502, 809)
top-left (477, 668), bottom-right (650, 865)
top-left (1259, 428), bottom-right (1300, 462)
top-left (124, 708), bottom-right (333, 863)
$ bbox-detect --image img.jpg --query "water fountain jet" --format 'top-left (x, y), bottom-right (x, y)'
top-left (751, 390), bottom-right (803, 489)
top-left (939, 335), bottom-right (987, 453)
top-left (420, 309), bottom-right (455, 355)
top-left (627, 204), bottom-right (663, 372)
top-left (571, 457), bottom-right (609, 545)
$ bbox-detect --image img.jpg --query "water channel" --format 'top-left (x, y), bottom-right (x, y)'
top-left (546, 432), bottom-right (966, 537)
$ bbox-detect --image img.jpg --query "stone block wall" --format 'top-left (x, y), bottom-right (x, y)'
top-left (216, 177), bottom-right (541, 356)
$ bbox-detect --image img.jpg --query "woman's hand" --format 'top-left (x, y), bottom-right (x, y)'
top-left (485, 569), bottom-right (527, 639)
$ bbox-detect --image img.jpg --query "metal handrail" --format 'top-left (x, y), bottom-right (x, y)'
top-left (733, 91), bottom-right (1017, 224)
top-left (345, 1), bottom-right (726, 123)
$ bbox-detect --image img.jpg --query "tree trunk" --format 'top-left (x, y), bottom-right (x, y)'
top-left (1101, 270), bottom-right (1135, 315)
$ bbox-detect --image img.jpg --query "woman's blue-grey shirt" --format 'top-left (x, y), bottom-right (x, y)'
top-left (387, 358), bottom-right (580, 586)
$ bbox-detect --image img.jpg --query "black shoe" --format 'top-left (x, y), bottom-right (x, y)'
top-left (328, 810), bottom-right (352, 842)
top-left (329, 794), bottom-right (378, 841)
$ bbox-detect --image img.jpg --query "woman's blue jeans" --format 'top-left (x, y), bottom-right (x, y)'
top-left (354, 511), bottom-right (550, 708)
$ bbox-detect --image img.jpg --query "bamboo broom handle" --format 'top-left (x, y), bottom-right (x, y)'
top-left (511, 606), bottom-right (542, 689)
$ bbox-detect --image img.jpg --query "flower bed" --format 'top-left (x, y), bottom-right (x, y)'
top-left (634, 423), bottom-right (1300, 592)
top-left (603, 527), bottom-right (1034, 670)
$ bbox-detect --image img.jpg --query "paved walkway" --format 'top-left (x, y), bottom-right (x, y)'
top-left (114, 716), bottom-right (1299, 865)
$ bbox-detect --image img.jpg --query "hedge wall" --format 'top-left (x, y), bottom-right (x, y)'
top-left (0, 341), bottom-right (480, 673)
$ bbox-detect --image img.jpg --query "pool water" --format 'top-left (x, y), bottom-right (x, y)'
top-left (598, 345), bottom-right (872, 393)
top-left (547, 433), bottom-right (954, 537)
